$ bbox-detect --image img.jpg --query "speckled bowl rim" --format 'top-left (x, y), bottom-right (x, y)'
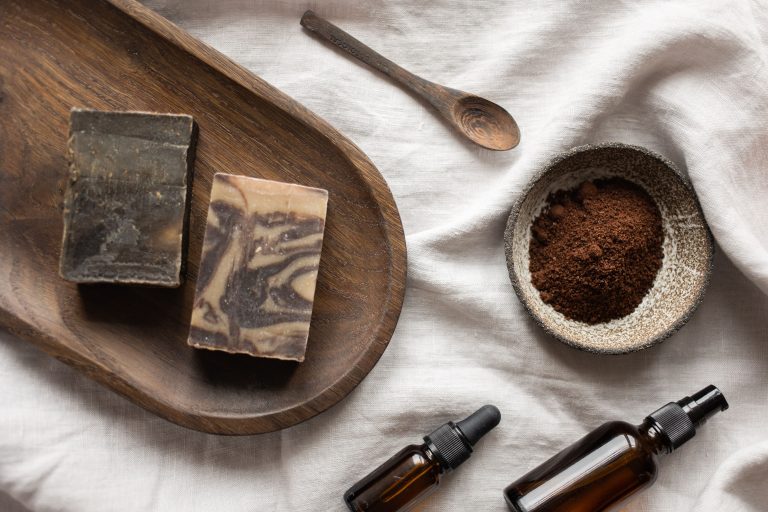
top-left (504, 142), bottom-right (715, 355)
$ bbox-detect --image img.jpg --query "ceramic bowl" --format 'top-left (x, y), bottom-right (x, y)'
top-left (504, 143), bottom-right (714, 354)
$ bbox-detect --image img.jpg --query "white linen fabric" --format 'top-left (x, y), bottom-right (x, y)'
top-left (1, 0), bottom-right (767, 511)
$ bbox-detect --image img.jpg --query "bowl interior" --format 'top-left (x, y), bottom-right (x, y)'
top-left (505, 144), bottom-right (713, 354)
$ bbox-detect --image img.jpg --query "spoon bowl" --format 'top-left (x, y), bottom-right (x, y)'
top-left (453, 95), bottom-right (520, 151)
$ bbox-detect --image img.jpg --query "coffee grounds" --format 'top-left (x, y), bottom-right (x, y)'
top-left (529, 178), bottom-right (663, 324)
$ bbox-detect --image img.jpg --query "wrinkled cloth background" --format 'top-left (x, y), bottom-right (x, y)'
top-left (2, 1), bottom-right (767, 511)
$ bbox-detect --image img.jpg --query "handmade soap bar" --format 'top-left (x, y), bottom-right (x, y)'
top-left (59, 109), bottom-right (197, 286)
top-left (188, 174), bottom-right (329, 361)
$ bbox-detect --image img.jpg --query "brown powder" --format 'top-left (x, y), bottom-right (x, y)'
top-left (529, 178), bottom-right (663, 324)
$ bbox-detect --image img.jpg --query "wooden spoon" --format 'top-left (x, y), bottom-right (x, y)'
top-left (301, 10), bottom-right (520, 151)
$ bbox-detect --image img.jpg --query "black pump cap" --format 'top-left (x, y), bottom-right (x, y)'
top-left (647, 385), bottom-right (729, 451)
top-left (424, 405), bottom-right (501, 471)
top-left (679, 385), bottom-right (729, 426)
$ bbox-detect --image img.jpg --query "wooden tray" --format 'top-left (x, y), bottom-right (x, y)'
top-left (0, 0), bottom-right (406, 434)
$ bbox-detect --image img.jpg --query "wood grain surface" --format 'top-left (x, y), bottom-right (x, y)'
top-left (0, 0), bottom-right (406, 434)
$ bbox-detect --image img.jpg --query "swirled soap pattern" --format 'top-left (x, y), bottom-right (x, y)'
top-left (188, 173), bottom-right (328, 362)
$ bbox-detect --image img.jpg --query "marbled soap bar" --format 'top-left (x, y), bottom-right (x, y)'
top-left (189, 173), bottom-right (329, 361)
top-left (59, 109), bottom-right (197, 286)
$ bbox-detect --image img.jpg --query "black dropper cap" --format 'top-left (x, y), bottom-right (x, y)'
top-left (647, 385), bottom-right (729, 451)
top-left (424, 405), bottom-right (501, 471)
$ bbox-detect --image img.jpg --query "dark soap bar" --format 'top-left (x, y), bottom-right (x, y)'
top-left (188, 174), bottom-right (328, 361)
top-left (59, 109), bottom-right (197, 286)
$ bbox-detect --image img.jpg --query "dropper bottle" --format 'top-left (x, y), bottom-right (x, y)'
top-left (344, 405), bottom-right (501, 512)
top-left (503, 385), bottom-right (728, 512)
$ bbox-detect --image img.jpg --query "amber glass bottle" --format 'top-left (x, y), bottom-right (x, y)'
top-left (344, 405), bottom-right (501, 512)
top-left (503, 385), bottom-right (728, 512)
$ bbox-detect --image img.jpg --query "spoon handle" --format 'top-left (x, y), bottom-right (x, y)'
top-left (300, 10), bottom-right (441, 102)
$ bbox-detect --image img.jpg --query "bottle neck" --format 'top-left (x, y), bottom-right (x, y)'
top-left (637, 419), bottom-right (673, 456)
top-left (420, 443), bottom-right (448, 474)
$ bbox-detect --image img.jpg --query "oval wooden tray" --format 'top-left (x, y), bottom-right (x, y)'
top-left (0, 0), bottom-right (406, 434)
